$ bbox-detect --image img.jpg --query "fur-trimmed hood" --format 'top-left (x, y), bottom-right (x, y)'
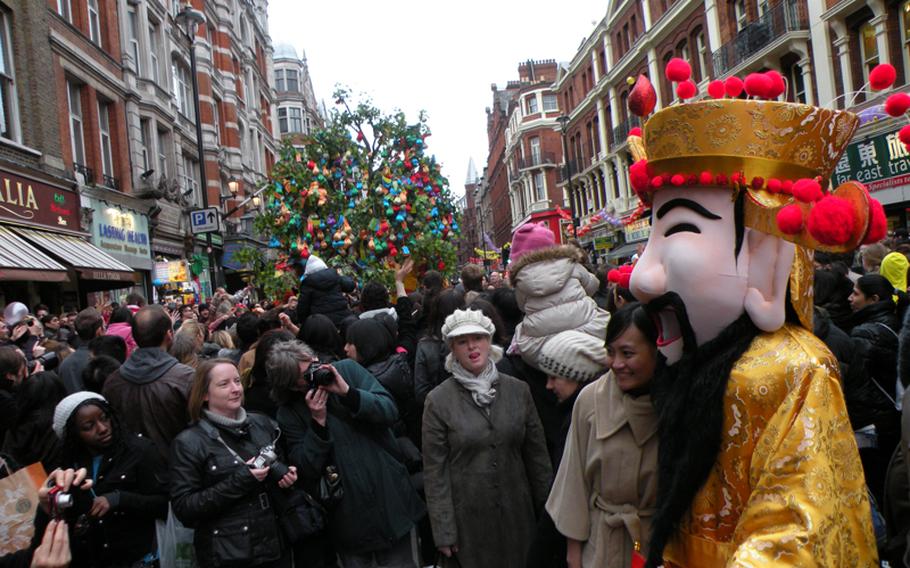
top-left (509, 245), bottom-right (587, 286)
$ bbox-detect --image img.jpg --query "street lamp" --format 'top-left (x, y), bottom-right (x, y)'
top-left (251, 194), bottom-right (261, 208)
top-left (175, 2), bottom-right (218, 293)
top-left (555, 114), bottom-right (580, 240)
top-left (227, 177), bottom-right (240, 197)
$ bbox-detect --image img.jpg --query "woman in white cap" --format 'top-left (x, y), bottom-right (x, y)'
top-left (422, 308), bottom-right (552, 568)
top-left (48, 391), bottom-right (168, 567)
top-left (545, 302), bottom-right (659, 568)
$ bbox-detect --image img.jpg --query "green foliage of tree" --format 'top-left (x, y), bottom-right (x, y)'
top-left (254, 88), bottom-right (460, 285)
top-left (231, 246), bottom-right (297, 301)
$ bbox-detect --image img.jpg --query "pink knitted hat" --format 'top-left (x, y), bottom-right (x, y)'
top-left (510, 222), bottom-right (556, 262)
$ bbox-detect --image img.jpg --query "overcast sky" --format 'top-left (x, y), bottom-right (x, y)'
top-left (267, 0), bottom-right (605, 197)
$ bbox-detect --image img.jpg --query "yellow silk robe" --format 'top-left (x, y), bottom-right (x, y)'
top-left (664, 324), bottom-right (878, 567)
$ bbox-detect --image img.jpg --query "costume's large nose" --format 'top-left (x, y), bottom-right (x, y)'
top-left (629, 249), bottom-right (666, 302)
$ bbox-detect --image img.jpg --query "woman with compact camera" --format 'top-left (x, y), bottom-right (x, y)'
top-left (267, 340), bottom-right (425, 568)
top-left (169, 358), bottom-right (299, 568)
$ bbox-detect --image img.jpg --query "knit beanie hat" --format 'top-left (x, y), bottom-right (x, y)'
top-left (537, 330), bottom-right (608, 383)
top-left (442, 309), bottom-right (495, 342)
top-left (3, 302), bottom-right (28, 326)
top-left (304, 255), bottom-right (329, 277)
top-left (53, 392), bottom-right (107, 440)
top-left (510, 222), bottom-right (556, 262)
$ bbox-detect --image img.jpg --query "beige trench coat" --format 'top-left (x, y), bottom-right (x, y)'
top-left (546, 372), bottom-right (658, 568)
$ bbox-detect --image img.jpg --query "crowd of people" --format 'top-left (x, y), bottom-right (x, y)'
top-left (4, 221), bottom-right (910, 568)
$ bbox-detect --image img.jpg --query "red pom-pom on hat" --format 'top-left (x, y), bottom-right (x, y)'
top-left (767, 178), bottom-right (782, 193)
top-left (765, 70), bottom-right (786, 99)
top-left (618, 264), bottom-right (634, 274)
top-left (699, 171), bottom-right (714, 185)
top-left (792, 178), bottom-right (823, 202)
top-left (665, 58), bottom-right (692, 82)
top-left (751, 176), bottom-right (765, 190)
top-left (864, 198), bottom-right (888, 244)
top-left (781, 179), bottom-right (794, 193)
top-left (630, 160), bottom-right (651, 195)
top-left (899, 124), bottom-right (910, 146)
top-left (650, 176), bottom-right (664, 189)
top-left (676, 80), bottom-right (697, 100)
top-left (744, 73), bottom-right (772, 99)
top-left (607, 269), bottom-right (622, 283)
top-left (670, 174), bottom-right (686, 186)
top-left (777, 204), bottom-right (804, 235)
top-left (707, 80), bottom-right (725, 99)
top-left (808, 196), bottom-right (856, 245)
top-left (715, 173), bottom-right (728, 185)
top-left (725, 76), bottom-right (744, 98)
top-left (885, 93), bottom-right (910, 117)
top-left (629, 127), bottom-right (643, 137)
top-left (870, 64), bottom-right (897, 91)
top-left (618, 273), bottom-right (632, 289)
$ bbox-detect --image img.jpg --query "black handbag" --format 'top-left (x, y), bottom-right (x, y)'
top-left (318, 463), bottom-right (344, 506)
top-left (275, 487), bottom-right (327, 543)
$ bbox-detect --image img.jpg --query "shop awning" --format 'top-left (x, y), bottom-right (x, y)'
top-left (13, 226), bottom-right (135, 282)
top-left (606, 242), bottom-right (642, 261)
top-left (0, 225), bottom-right (68, 281)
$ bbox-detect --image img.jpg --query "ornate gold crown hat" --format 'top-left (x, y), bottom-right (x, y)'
top-left (625, 60), bottom-right (900, 328)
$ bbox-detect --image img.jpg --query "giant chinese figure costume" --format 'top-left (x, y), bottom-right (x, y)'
top-left (625, 61), bottom-right (903, 567)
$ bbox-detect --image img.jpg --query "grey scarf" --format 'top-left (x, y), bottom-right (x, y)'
top-left (445, 345), bottom-right (503, 408)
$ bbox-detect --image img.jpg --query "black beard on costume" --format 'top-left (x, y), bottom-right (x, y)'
top-left (644, 293), bottom-right (760, 568)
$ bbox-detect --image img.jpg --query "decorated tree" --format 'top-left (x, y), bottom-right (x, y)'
top-left (254, 89), bottom-right (460, 286)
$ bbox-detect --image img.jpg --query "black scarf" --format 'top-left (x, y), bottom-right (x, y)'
top-left (646, 314), bottom-right (760, 568)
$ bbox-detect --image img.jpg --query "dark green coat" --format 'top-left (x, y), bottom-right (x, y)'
top-left (276, 358), bottom-right (425, 554)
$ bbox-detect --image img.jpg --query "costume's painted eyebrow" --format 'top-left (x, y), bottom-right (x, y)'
top-left (656, 198), bottom-right (722, 221)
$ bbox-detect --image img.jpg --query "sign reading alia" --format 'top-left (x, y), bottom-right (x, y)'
top-left (0, 168), bottom-right (79, 231)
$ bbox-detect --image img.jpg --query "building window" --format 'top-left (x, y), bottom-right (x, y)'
top-left (157, 128), bottom-right (169, 177)
top-left (859, 21), bottom-right (880, 81)
top-left (534, 172), bottom-right (545, 201)
top-left (98, 101), bottom-right (114, 179)
top-left (87, 0), bottom-right (101, 46)
top-left (542, 94), bottom-right (558, 111)
top-left (529, 137), bottom-right (541, 163)
top-left (286, 69), bottom-right (299, 92)
top-left (0, 10), bottom-right (18, 141)
top-left (734, 0), bottom-right (748, 31)
top-left (790, 64), bottom-right (807, 103)
top-left (694, 30), bottom-right (708, 82)
top-left (181, 154), bottom-right (199, 204)
top-left (526, 95), bottom-right (538, 114)
top-left (127, 7), bottom-right (140, 75)
top-left (213, 99), bottom-right (221, 145)
top-left (305, 115), bottom-right (312, 134)
top-left (148, 22), bottom-right (160, 84)
top-left (139, 119), bottom-right (150, 171)
top-left (758, 0), bottom-right (770, 17)
top-left (67, 81), bottom-right (85, 167)
top-left (172, 60), bottom-right (193, 118)
top-left (676, 39), bottom-right (690, 62)
top-left (56, 0), bottom-right (72, 22)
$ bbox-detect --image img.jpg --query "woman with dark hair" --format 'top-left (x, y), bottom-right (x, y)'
top-left (466, 298), bottom-right (509, 348)
top-left (345, 318), bottom-right (416, 441)
top-left (104, 307), bottom-right (137, 356)
top-left (489, 288), bottom-right (522, 344)
top-left (546, 303), bottom-right (659, 568)
top-left (300, 314), bottom-right (343, 362)
top-left (606, 285), bottom-right (636, 315)
top-left (81, 355), bottom-right (122, 394)
top-left (47, 392), bottom-right (168, 568)
top-left (414, 289), bottom-right (464, 410)
top-left (845, 273), bottom-right (902, 506)
top-left (3, 365), bottom-right (65, 470)
top-left (244, 329), bottom-right (295, 418)
top-left (170, 359), bottom-right (298, 568)
top-left (814, 267), bottom-right (855, 331)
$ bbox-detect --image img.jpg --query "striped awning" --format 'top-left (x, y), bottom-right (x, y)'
top-left (13, 226), bottom-right (135, 282)
top-left (0, 224), bottom-right (67, 281)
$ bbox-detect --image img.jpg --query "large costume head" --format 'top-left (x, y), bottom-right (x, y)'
top-left (627, 80), bottom-right (887, 363)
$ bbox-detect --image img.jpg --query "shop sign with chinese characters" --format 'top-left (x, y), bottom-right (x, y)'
top-left (832, 128), bottom-right (910, 192)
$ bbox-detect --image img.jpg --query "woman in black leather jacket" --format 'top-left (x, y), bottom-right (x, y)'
top-left (170, 359), bottom-right (299, 568)
top-left (846, 273), bottom-right (902, 505)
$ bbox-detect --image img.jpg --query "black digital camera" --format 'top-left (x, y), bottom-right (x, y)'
top-left (306, 363), bottom-right (334, 389)
top-left (250, 443), bottom-right (289, 478)
top-left (28, 351), bottom-right (59, 372)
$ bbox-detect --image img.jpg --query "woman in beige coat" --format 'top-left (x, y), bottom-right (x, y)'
top-left (546, 303), bottom-right (659, 568)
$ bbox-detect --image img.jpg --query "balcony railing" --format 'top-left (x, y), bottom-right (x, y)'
top-left (73, 163), bottom-right (94, 184)
top-left (712, 0), bottom-right (806, 76)
top-left (518, 152), bottom-right (557, 169)
top-left (610, 116), bottom-right (642, 150)
top-left (557, 159), bottom-right (581, 183)
top-left (101, 174), bottom-right (119, 190)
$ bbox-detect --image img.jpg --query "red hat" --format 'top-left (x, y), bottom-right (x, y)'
top-left (510, 222), bottom-right (556, 262)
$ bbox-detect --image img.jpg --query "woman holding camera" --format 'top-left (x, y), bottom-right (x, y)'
top-left (170, 359), bottom-right (299, 568)
top-left (42, 391), bottom-right (168, 568)
top-left (268, 340), bottom-right (425, 568)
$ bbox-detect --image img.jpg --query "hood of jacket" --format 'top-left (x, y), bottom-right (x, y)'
top-left (360, 306), bottom-right (398, 321)
top-left (304, 255), bottom-right (328, 277)
top-left (303, 265), bottom-right (340, 290)
top-left (106, 322), bottom-right (132, 335)
top-left (509, 245), bottom-right (592, 297)
top-left (118, 347), bottom-right (180, 384)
